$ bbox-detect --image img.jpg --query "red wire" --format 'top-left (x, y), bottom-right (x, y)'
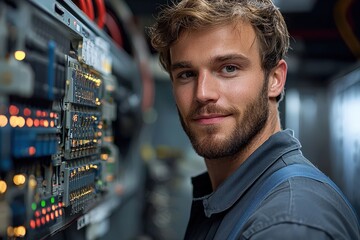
top-left (78, 0), bottom-right (89, 16)
top-left (105, 13), bottom-right (123, 47)
top-left (86, 0), bottom-right (94, 20)
top-left (95, 0), bottom-right (106, 29)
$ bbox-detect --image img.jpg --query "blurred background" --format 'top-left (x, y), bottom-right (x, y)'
top-left (0, 0), bottom-right (359, 239)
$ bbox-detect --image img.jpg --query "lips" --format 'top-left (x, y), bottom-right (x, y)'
top-left (192, 113), bottom-right (230, 124)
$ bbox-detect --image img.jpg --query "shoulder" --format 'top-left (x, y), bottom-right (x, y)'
top-left (242, 177), bottom-right (359, 240)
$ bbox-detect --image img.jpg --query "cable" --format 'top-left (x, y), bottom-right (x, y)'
top-left (105, 12), bottom-right (123, 47)
top-left (334, 0), bottom-right (360, 58)
top-left (77, 0), bottom-right (89, 17)
top-left (85, 0), bottom-right (94, 20)
top-left (95, 0), bottom-right (106, 29)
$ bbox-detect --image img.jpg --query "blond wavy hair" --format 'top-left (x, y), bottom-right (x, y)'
top-left (149, 0), bottom-right (290, 78)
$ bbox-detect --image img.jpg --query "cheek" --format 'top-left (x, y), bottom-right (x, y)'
top-left (173, 87), bottom-right (192, 111)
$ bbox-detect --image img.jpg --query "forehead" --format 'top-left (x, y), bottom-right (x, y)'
top-left (169, 22), bottom-right (260, 63)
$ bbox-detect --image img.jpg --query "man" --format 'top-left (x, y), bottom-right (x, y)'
top-left (149, 0), bottom-right (360, 239)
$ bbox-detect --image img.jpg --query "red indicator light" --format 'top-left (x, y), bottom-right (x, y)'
top-left (59, 209), bottom-right (63, 216)
top-left (9, 105), bottom-right (19, 116)
top-left (30, 220), bottom-right (36, 229)
top-left (23, 108), bottom-right (31, 116)
top-left (46, 214), bottom-right (50, 222)
top-left (47, 207), bottom-right (51, 213)
top-left (42, 208), bottom-right (46, 215)
top-left (36, 110), bottom-right (42, 117)
top-left (28, 147), bottom-right (36, 156)
top-left (34, 119), bottom-right (40, 127)
top-left (36, 218), bottom-right (41, 227)
top-left (34, 210), bottom-right (40, 218)
top-left (50, 212), bottom-right (54, 220)
top-left (55, 210), bottom-right (59, 218)
top-left (41, 217), bottom-right (45, 225)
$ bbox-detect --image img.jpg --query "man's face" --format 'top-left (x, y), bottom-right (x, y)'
top-left (169, 22), bottom-right (269, 159)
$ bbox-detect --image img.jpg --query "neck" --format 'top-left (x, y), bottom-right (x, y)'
top-left (205, 108), bottom-right (281, 190)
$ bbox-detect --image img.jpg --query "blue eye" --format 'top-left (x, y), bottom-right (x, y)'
top-left (222, 65), bottom-right (237, 73)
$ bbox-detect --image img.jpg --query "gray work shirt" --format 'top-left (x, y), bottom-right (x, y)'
top-left (184, 129), bottom-right (360, 239)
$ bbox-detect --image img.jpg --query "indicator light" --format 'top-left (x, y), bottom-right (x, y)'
top-left (28, 147), bottom-right (36, 156)
top-left (0, 180), bottom-right (7, 194)
top-left (14, 51), bottom-right (26, 61)
top-left (0, 115), bottom-right (8, 127)
top-left (31, 203), bottom-right (37, 211)
top-left (13, 174), bottom-right (26, 185)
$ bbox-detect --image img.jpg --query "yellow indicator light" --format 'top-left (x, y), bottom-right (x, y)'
top-left (9, 116), bottom-right (18, 128)
top-left (14, 226), bottom-right (26, 237)
top-left (14, 51), bottom-right (26, 61)
top-left (0, 180), bottom-right (7, 194)
top-left (0, 115), bottom-right (8, 127)
top-left (7, 226), bottom-right (14, 237)
top-left (29, 177), bottom-right (37, 189)
top-left (18, 117), bottom-right (25, 128)
top-left (13, 174), bottom-right (26, 186)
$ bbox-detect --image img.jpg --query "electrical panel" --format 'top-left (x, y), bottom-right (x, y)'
top-left (0, 0), bottom-right (147, 239)
top-left (329, 64), bottom-right (360, 218)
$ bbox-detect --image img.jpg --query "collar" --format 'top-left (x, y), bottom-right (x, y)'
top-left (191, 129), bottom-right (301, 217)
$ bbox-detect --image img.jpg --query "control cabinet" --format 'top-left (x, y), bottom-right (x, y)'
top-left (0, 0), bottom-right (146, 239)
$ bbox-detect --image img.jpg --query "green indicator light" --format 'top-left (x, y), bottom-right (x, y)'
top-left (41, 200), bottom-right (46, 207)
top-left (51, 197), bottom-right (55, 204)
top-left (31, 203), bottom-right (37, 211)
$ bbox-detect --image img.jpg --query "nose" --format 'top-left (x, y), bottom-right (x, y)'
top-left (195, 71), bottom-right (220, 104)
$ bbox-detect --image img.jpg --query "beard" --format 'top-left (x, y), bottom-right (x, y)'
top-left (178, 78), bottom-right (269, 160)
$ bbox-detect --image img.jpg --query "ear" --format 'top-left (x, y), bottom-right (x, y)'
top-left (268, 59), bottom-right (287, 99)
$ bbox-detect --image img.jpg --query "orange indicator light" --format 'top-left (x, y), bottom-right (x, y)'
top-left (0, 115), bottom-right (8, 127)
top-left (26, 118), bottom-right (33, 127)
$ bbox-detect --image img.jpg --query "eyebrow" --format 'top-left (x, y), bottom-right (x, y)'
top-left (211, 54), bottom-right (250, 66)
top-left (171, 61), bottom-right (193, 71)
top-left (171, 53), bottom-right (251, 72)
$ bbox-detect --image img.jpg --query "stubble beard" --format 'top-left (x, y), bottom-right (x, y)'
top-left (178, 80), bottom-right (269, 160)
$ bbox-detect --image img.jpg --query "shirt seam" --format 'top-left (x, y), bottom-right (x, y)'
top-left (242, 219), bottom-right (335, 240)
